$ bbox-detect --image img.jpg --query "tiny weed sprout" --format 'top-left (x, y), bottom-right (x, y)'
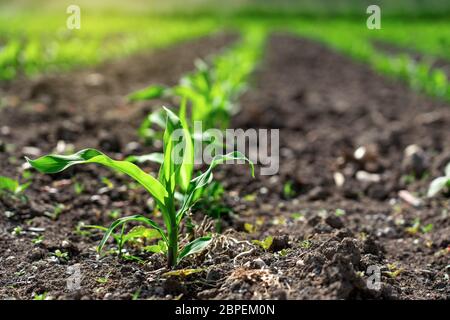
top-left (427, 162), bottom-right (450, 197)
top-left (0, 175), bottom-right (30, 196)
top-left (81, 224), bottom-right (160, 260)
top-left (26, 108), bottom-right (253, 268)
top-left (52, 249), bottom-right (69, 262)
top-left (252, 236), bottom-right (273, 251)
top-left (12, 226), bottom-right (23, 236)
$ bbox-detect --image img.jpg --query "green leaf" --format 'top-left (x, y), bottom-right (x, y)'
top-left (421, 223), bottom-right (433, 234)
top-left (163, 268), bottom-right (203, 278)
top-left (177, 236), bottom-right (211, 263)
top-left (159, 107), bottom-right (193, 193)
top-left (0, 176), bottom-right (29, 194)
top-left (143, 240), bottom-right (167, 254)
top-left (128, 85), bottom-right (168, 102)
top-left (252, 236), bottom-right (273, 251)
top-left (123, 226), bottom-right (161, 243)
top-left (428, 176), bottom-right (449, 197)
top-left (98, 215), bottom-right (166, 254)
top-left (149, 109), bottom-right (168, 129)
top-left (177, 99), bottom-right (194, 192)
top-left (0, 176), bottom-right (19, 193)
top-left (125, 153), bottom-right (163, 164)
top-left (138, 109), bottom-right (166, 141)
top-left (26, 149), bottom-right (167, 205)
top-left (177, 151), bottom-right (254, 223)
top-left (160, 107), bottom-right (183, 192)
top-left (445, 163), bottom-right (450, 177)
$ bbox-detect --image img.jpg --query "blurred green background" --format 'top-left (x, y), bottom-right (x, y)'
top-left (0, 0), bottom-right (449, 100)
top-left (1, 0), bottom-right (450, 16)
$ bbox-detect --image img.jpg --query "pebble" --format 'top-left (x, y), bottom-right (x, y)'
top-left (333, 172), bottom-right (345, 187)
top-left (252, 258), bottom-right (267, 269)
top-left (1, 126), bottom-right (11, 135)
top-left (325, 215), bottom-right (344, 229)
top-left (296, 259), bottom-right (305, 266)
top-left (22, 146), bottom-right (41, 157)
top-left (398, 190), bottom-right (422, 208)
top-left (125, 141), bottom-right (140, 153)
top-left (401, 144), bottom-right (429, 177)
top-left (356, 170), bottom-right (381, 183)
top-left (85, 73), bottom-right (105, 87)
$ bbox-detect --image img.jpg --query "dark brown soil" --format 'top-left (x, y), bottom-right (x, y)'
top-left (1, 33), bottom-right (449, 300)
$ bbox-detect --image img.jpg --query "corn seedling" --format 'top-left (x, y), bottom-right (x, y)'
top-left (26, 108), bottom-right (253, 267)
top-left (427, 162), bottom-right (450, 197)
top-left (130, 28), bottom-right (266, 143)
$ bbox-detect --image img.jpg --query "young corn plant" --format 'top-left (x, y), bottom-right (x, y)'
top-left (26, 108), bottom-right (253, 268)
top-left (129, 28), bottom-right (266, 142)
top-left (427, 162), bottom-right (450, 197)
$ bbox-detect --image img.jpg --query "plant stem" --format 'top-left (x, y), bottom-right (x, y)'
top-left (167, 226), bottom-right (178, 268)
top-left (166, 197), bottom-right (178, 268)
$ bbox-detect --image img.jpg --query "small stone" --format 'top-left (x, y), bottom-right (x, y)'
top-left (401, 144), bottom-right (429, 177)
top-left (398, 190), bottom-right (422, 208)
top-left (307, 215), bottom-right (321, 227)
top-left (103, 293), bottom-right (113, 300)
top-left (325, 215), bottom-right (344, 229)
top-left (356, 171), bottom-right (381, 183)
top-left (28, 248), bottom-right (46, 262)
top-left (296, 259), bottom-right (305, 266)
top-left (272, 289), bottom-right (288, 300)
top-left (85, 73), bottom-right (105, 87)
top-left (252, 258), bottom-right (267, 269)
top-left (125, 141), bottom-right (140, 153)
top-left (22, 146), bottom-right (41, 157)
top-left (353, 144), bottom-right (378, 163)
top-left (333, 172), bottom-right (345, 187)
top-left (270, 235), bottom-right (290, 252)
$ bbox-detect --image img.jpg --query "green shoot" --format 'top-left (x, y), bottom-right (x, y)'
top-left (74, 181), bottom-right (85, 195)
top-left (427, 162), bottom-right (450, 197)
top-left (32, 235), bottom-right (44, 245)
top-left (26, 108), bottom-right (253, 268)
top-left (252, 236), bottom-right (273, 251)
top-left (12, 226), bottom-right (23, 236)
top-left (44, 204), bottom-right (65, 220)
top-left (0, 175), bottom-right (30, 195)
top-left (52, 249), bottom-right (69, 262)
top-left (335, 208), bottom-right (346, 217)
top-left (405, 218), bottom-right (434, 235)
top-left (283, 180), bottom-right (296, 199)
top-left (33, 292), bottom-right (48, 300)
